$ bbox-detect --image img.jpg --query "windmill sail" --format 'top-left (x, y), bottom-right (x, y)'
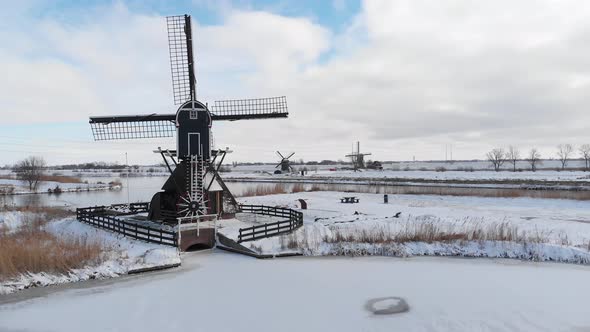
top-left (89, 114), bottom-right (176, 141)
top-left (167, 15), bottom-right (196, 105)
top-left (210, 96), bottom-right (289, 121)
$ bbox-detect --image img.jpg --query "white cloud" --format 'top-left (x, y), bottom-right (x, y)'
top-left (1, 0), bottom-right (590, 164)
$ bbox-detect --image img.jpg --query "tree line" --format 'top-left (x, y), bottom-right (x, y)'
top-left (486, 144), bottom-right (590, 172)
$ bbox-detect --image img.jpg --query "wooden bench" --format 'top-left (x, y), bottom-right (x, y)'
top-left (340, 196), bottom-right (359, 204)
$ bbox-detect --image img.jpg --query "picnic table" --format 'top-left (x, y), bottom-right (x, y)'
top-left (340, 196), bottom-right (359, 204)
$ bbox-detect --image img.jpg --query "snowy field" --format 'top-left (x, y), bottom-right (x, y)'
top-left (235, 192), bottom-right (590, 261)
top-left (229, 159), bottom-right (590, 172)
top-left (0, 211), bottom-right (180, 295)
top-left (223, 169), bottom-right (590, 184)
top-left (1, 251), bottom-right (589, 332)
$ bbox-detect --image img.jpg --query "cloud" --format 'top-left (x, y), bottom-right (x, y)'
top-left (1, 0), bottom-right (590, 164)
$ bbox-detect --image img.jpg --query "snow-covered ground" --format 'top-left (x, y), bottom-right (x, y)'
top-left (1, 252), bottom-right (589, 332)
top-left (232, 192), bottom-right (590, 262)
top-left (229, 159), bottom-right (590, 172)
top-left (223, 169), bottom-right (590, 183)
top-left (0, 211), bottom-right (180, 295)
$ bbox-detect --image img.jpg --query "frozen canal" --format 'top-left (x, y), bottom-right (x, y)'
top-left (1, 252), bottom-right (589, 332)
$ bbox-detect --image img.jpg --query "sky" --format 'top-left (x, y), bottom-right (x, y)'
top-left (1, 0), bottom-right (589, 166)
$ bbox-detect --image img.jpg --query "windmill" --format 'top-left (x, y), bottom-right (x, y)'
top-left (345, 141), bottom-right (371, 171)
top-left (275, 151), bottom-right (294, 174)
top-left (88, 14), bottom-right (289, 223)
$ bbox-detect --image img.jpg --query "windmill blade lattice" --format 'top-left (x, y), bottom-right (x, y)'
top-left (89, 114), bottom-right (176, 141)
top-left (210, 96), bottom-right (288, 121)
top-left (167, 15), bottom-right (195, 105)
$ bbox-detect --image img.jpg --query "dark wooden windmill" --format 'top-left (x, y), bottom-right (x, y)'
top-left (89, 14), bottom-right (288, 223)
top-left (275, 151), bottom-right (294, 173)
top-left (345, 141), bottom-right (371, 171)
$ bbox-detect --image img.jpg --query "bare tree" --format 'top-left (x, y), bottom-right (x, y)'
top-left (13, 156), bottom-right (46, 191)
top-left (579, 144), bottom-right (590, 171)
top-left (506, 146), bottom-right (520, 172)
top-left (557, 144), bottom-right (574, 170)
top-left (486, 148), bottom-right (506, 172)
top-left (527, 148), bottom-right (542, 172)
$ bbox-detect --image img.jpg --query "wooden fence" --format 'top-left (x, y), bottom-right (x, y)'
top-left (76, 206), bottom-right (177, 246)
top-left (238, 205), bottom-right (303, 243)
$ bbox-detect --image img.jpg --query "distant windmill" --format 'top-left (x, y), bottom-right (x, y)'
top-left (345, 141), bottom-right (371, 171)
top-left (275, 151), bottom-right (295, 174)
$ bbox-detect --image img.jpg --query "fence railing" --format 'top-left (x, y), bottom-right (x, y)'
top-left (238, 205), bottom-right (303, 243)
top-left (76, 206), bottom-right (177, 246)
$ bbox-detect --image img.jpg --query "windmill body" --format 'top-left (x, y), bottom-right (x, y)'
top-left (88, 14), bottom-right (288, 223)
top-left (345, 141), bottom-right (372, 171)
top-left (275, 151), bottom-right (295, 174)
top-left (176, 100), bottom-right (212, 159)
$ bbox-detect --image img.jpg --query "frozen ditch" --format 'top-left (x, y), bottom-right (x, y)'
top-left (1, 252), bottom-right (589, 332)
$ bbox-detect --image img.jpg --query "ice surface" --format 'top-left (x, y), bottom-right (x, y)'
top-left (1, 252), bottom-right (589, 332)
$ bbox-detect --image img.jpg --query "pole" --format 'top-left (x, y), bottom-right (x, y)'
top-left (125, 152), bottom-right (130, 205)
top-left (177, 217), bottom-right (182, 252)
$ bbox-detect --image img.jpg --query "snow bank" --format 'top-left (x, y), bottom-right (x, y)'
top-left (308, 241), bottom-right (590, 264)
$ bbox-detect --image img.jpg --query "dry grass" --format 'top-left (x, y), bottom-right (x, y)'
top-left (323, 221), bottom-right (551, 245)
top-left (309, 184), bottom-right (323, 192)
top-left (0, 230), bottom-right (104, 281)
top-left (291, 183), bottom-right (306, 193)
top-left (1, 205), bottom-right (73, 220)
top-left (0, 174), bottom-right (83, 184)
top-left (40, 175), bottom-right (83, 183)
top-left (239, 183), bottom-right (289, 197)
top-left (238, 182), bottom-right (332, 197)
top-left (279, 233), bottom-right (301, 250)
top-left (109, 180), bottom-right (123, 187)
top-left (0, 206), bottom-right (102, 281)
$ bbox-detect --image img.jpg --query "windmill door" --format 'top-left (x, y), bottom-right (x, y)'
top-left (188, 133), bottom-right (201, 157)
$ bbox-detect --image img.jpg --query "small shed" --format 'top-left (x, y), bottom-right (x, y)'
top-left (205, 173), bottom-right (224, 216)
